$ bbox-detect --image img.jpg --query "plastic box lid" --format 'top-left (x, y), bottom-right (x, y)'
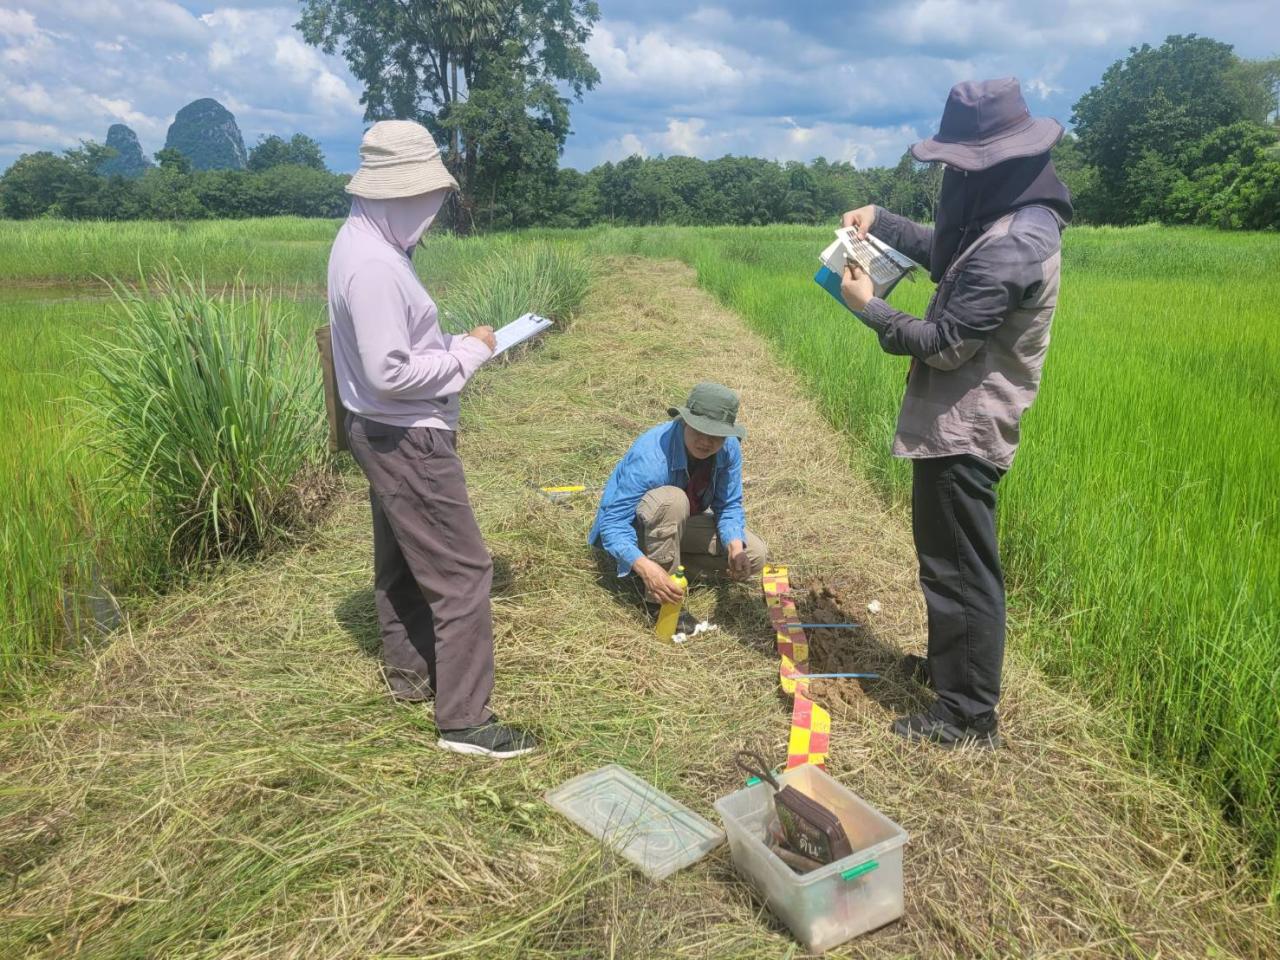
top-left (546, 764), bottom-right (724, 880)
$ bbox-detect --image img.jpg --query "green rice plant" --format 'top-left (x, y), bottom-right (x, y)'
top-left (89, 271), bottom-right (327, 565)
top-left (444, 241), bottom-right (596, 334)
top-left (0, 218), bottom-right (340, 285)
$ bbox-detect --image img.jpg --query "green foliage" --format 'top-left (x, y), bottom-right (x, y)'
top-left (444, 47), bottom-right (569, 231)
top-left (0, 148), bottom-right (350, 221)
top-left (0, 146), bottom-right (112, 219)
top-left (296, 0), bottom-right (600, 226)
top-left (1051, 135), bottom-right (1104, 223)
top-left (248, 133), bottom-right (328, 172)
top-left (446, 240), bottom-right (595, 332)
top-left (1070, 35), bottom-right (1280, 225)
top-left (534, 152), bottom-right (940, 229)
top-left (154, 147), bottom-right (192, 174)
top-left (0, 223), bottom-right (595, 692)
top-left (90, 273), bottom-right (326, 562)
top-left (1164, 122), bottom-right (1280, 229)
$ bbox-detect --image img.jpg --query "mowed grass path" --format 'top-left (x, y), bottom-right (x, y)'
top-left (559, 223), bottom-right (1280, 892)
top-left (2, 260), bottom-right (1273, 958)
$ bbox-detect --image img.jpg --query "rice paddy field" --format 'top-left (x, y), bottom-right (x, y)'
top-left (0, 217), bottom-right (1277, 908)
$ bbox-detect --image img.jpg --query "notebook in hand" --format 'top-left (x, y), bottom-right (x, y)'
top-left (493, 312), bottom-right (554, 356)
top-left (814, 228), bottom-right (916, 313)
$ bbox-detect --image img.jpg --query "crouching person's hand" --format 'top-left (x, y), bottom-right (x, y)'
top-left (727, 540), bottom-right (750, 581)
top-left (634, 556), bottom-right (685, 604)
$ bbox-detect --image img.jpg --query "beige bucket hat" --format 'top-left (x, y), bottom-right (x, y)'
top-left (345, 120), bottom-right (459, 199)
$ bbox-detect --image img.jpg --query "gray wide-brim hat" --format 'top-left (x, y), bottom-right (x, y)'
top-left (910, 77), bottom-right (1063, 172)
top-left (346, 120), bottom-right (459, 199)
top-left (668, 381), bottom-right (747, 440)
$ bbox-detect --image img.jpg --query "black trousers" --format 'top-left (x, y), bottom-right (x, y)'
top-left (911, 455), bottom-right (1006, 724)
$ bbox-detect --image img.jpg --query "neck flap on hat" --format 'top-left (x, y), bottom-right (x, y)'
top-left (929, 153), bottom-right (1073, 282)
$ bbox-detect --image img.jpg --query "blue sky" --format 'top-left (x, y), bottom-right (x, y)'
top-left (1, 1), bottom-right (1277, 175)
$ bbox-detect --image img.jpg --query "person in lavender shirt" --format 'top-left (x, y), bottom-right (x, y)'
top-left (327, 120), bottom-right (536, 758)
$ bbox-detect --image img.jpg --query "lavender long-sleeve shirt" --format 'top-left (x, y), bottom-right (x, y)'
top-left (327, 197), bottom-right (491, 430)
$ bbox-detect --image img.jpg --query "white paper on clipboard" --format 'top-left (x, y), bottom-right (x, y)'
top-left (493, 312), bottom-right (554, 357)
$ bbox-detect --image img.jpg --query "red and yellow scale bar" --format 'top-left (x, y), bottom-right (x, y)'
top-left (762, 565), bottom-right (831, 769)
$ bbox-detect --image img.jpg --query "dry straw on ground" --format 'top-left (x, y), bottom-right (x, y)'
top-left (1, 259), bottom-right (1274, 958)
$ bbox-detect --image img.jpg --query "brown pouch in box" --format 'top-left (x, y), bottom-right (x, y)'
top-left (736, 752), bottom-right (853, 866)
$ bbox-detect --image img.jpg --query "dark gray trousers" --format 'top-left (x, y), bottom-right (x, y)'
top-left (346, 414), bottom-right (495, 730)
top-left (911, 455), bottom-right (1006, 724)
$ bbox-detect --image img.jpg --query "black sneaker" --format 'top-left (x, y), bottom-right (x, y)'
top-left (891, 703), bottom-right (1000, 750)
top-left (901, 654), bottom-right (933, 688)
top-left (438, 719), bottom-right (539, 758)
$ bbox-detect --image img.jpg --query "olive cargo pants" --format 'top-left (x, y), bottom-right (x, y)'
top-left (635, 485), bottom-right (768, 585)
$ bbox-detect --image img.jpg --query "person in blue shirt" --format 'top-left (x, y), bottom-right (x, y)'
top-left (589, 382), bottom-right (769, 628)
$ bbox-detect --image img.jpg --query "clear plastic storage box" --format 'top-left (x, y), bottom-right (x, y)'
top-left (714, 764), bottom-right (908, 953)
top-left (546, 764), bottom-right (724, 880)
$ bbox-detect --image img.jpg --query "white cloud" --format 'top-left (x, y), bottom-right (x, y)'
top-left (90, 95), bottom-right (153, 128)
top-left (0, 2), bottom-right (365, 171)
top-left (776, 120), bottom-right (923, 166)
top-left (0, 8), bottom-right (39, 38)
top-left (586, 22), bottom-right (744, 96)
top-left (660, 118), bottom-right (713, 155)
top-left (884, 0), bottom-right (1177, 53)
top-left (0, 119), bottom-right (82, 150)
top-left (593, 114), bottom-right (919, 168)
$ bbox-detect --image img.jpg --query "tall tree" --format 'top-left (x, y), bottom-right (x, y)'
top-left (1071, 34), bottom-right (1278, 223)
top-left (296, 0), bottom-right (600, 230)
top-left (248, 134), bottom-right (328, 172)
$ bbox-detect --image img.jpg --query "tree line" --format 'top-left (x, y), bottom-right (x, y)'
top-left (0, 135), bottom-right (350, 221)
top-left (2, 27), bottom-right (1276, 229)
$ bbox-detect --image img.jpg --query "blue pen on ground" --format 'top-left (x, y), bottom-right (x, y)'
top-left (783, 623), bottom-right (861, 630)
top-left (786, 672), bottom-right (881, 680)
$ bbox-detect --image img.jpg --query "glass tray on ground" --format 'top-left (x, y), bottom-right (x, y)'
top-left (545, 764), bottom-right (724, 880)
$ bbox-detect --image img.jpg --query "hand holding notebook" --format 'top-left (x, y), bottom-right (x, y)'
top-left (814, 228), bottom-right (916, 313)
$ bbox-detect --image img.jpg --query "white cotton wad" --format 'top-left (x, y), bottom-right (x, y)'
top-left (350, 190), bottom-right (448, 253)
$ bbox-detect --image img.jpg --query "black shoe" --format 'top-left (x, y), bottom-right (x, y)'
top-left (901, 654), bottom-right (933, 688)
top-left (891, 703), bottom-right (1000, 750)
top-left (438, 719), bottom-right (539, 758)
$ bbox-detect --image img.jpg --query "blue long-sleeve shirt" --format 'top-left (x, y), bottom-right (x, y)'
top-left (588, 420), bottom-right (747, 576)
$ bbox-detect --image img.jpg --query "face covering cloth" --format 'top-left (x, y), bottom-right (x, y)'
top-left (929, 153), bottom-right (1073, 282)
top-left (350, 190), bottom-right (448, 255)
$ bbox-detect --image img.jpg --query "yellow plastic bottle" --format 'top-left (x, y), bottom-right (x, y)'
top-left (655, 566), bottom-right (688, 643)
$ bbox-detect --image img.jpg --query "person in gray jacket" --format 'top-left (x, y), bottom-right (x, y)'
top-left (838, 78), bottom-right (1073, 749)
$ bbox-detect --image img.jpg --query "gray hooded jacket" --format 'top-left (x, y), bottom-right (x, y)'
top-left (860, 202), bottom-right (1066, 470)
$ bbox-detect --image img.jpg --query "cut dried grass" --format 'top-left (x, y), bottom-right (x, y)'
top-left (0, 259), bottom-right (1274, 958)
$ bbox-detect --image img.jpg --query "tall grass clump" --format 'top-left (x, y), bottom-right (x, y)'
top-left (445, 242), bottom-right (595, 334)
top-left (91, 272), bottom-right (328, 565)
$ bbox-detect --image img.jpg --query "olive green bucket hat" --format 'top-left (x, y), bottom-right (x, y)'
top-left (668, 382), bottom-right (746, 440)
